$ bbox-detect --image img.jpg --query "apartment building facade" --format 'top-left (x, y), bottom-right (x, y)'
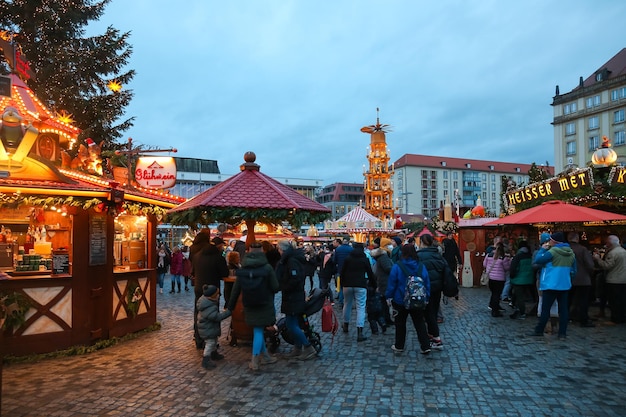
top-left (552, 48), bottom-right (626, 172)
top-left (392, 154), bottom-right (553, 218)
top-left (316, 182), bottom-right (365, 219)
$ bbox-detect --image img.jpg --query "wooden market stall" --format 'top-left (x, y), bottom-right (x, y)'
top-left (0, 75), bottom-right (185, 356)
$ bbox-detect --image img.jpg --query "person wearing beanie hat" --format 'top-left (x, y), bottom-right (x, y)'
top-left (539, 232), bottom-right (551, 245)
top-left (227, 242), bottom-right (280, 370)
top-left (373, 237), bottom-right (381, 248)
top-left (530, 230), bottom-right (576, 339)
top-left (390, 236), bottom-right (403, 263)
top-left (196, 285), bottom-right (231, 369)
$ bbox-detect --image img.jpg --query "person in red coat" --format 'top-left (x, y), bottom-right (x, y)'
top-left (169, 246), bottom-right (184, 293)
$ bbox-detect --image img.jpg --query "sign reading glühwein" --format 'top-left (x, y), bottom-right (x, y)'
top-left (135, 157), bottom-right (177, 189)
top-left (506, 168), bottom-right (592, 207)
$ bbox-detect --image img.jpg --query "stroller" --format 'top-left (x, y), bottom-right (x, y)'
top-left (266, 287), bottom-right (333, 354)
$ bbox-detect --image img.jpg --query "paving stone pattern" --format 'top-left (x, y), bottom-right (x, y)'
top-left (3, 276), bottom-right (626, 416)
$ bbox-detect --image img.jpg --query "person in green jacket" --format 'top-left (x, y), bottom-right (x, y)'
top-left (508, 240), bottom-right (537, 320)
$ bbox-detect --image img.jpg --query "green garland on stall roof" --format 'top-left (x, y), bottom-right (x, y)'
top-left (165, 207), bottom-right (330, 230)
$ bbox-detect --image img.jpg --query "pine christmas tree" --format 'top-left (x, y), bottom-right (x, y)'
top-left (0, 0), bottom-right (134, 153)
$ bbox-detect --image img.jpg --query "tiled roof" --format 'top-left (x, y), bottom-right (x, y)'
top-left (393, 154), bottom-right (554, 175)
top-left (582, 48), bottom-right (626, 88)
top-left (170, 164), bottom-right (330, 213)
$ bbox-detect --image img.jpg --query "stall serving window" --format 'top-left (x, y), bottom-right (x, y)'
top-left (114, 214), bottom-right (147, 270)
top-left (0, 206), bottom-right (73, 276)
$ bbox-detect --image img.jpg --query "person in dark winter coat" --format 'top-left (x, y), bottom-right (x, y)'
top-left (303, 245), bottom-right (319, 291)
top-left (275, 240), bottom-right (317, 361)
top-left (340, 242), bottom-right (376, 342)
top-left (191, 234), bottom-right (229, 349)
top-left (196, 284), bottom-right (231, 369)
top-left (370, 237), bottom-right (394, 328)
top-left (386, 244), bottom-right (432, 355)
top-left (416, 234), bottom-right (447, 350)
top-left (317, 245), bottom-right (336, 290)
top-left (442, 232), bottom-right (462, 274)
top-left (227, 243), bottom-right (280, 371)
top-left (508, 240), bottom-right (537, 320)
top-left (568, 232), bottom-right (595, 327)
top-left (182, 246), bottom-right (192, 291)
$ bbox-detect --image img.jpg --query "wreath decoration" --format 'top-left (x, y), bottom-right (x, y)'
top-left (126, 280), bottom-right (143, 318)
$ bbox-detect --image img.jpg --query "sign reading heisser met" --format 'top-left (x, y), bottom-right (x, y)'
top-left (506, 168), bottom-right (592, 207)
top-left (609, 166), bottom-right (626, 185)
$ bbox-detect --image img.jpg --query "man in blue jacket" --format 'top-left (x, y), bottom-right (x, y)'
top-left (529, 232), bottom-right (576, 339)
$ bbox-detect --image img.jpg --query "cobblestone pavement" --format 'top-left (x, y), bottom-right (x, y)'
top-left (3, 277), bottom-right (626, 417)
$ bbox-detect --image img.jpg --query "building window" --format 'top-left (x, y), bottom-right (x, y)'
top-left (588, 116), bottom-right (599, 130)
top-left (588, 135), bottom-right (600, 151)
top-left (491, 183), bottom-right (495, 191)
top-left (453, 181), bottom-right (458, 189)
top-left (566, 141), bottom-right (576, 155)
top-left (491, 192), bottom-right (496, 200)
top-left (611, 87), bottom-right (626, 101)
top-left (563, 102), bottom-right (577, 115)
top-left (614, 109), bottom-right (625, 124)
top-left (453, 172), bottom-right (458, 180)
top-left (615, 130), bottom-right (626, 146)
top-left (482, 191), bottom-right (487, 200)
top-left (586, 95), bottom-right (601, 108)
top-left (565, 122), bottom-right (576, 135)
top-left (443, 171), bottom-right (448, 179)
top-left (443, 180), bottom-right (448, 188)
top-left (482, 183), bottom-right (486, 189)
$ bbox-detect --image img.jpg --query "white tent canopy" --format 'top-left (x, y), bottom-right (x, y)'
top-left (324, 206), bottom-right (396, 233)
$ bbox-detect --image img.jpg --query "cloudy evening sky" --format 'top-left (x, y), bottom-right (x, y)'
top-left (90, 0), bottom-right (626, 184)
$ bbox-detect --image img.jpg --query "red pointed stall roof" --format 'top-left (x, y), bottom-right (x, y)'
top-left (169, 152), bottom-right (330, 213)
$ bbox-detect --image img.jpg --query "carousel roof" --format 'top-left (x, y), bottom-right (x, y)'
top-left (325, 206), bottom-right (396, 233)
top-left (336, 206), bottom-right (380, 223)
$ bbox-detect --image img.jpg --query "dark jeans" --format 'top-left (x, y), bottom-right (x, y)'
top-left (391, 301), bottom-right (430, 351)
top-left (535, 290), bottom-right (569, 336)
top-left (425, 288), bottom-right (442, 338)
top-left (569, 285), bottom-right (591, 323)
top-left (511, 284), bottom-right (537, 315)
top-left (607, 283), bottom-right (626, 323)
top-left (488, 280), bottom-right (505, 311)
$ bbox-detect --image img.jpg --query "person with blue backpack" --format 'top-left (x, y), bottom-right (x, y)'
top-left (386, 244), bottom-right (432, 355)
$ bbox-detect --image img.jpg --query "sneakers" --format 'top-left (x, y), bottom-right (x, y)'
top-left (297, 345), bottom-right (317, 361)
top-left (430, 339), bottom-right (444, 350)
top-left (391, 344), bottom-right (404, 353)
top-left (420, 348), bottom-right (431, 355)
top-left (487, 306), bottom-right (505, 312)
top-left (509, 312), bottom-right (526, 320)
top-left (260, 352), bottom-right (278, 365)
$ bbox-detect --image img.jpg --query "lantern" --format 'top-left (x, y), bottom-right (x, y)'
top-left (591, 136), bottom-right (618, 167)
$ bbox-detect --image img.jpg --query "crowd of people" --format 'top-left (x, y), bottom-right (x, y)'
top-left (162, 229), bottom-right (463, 372)
top-left (159, 227), bottom-right (626, 372)
top-left (482, 231), bottom-right (626, 339)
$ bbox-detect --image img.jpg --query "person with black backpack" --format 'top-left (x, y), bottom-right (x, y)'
top-left (227, 242), bottom-right (279, 371)
top-left (386, 244), bottom-right (432, 355)
top-left (275, 239), bottom-right (317, 361)
top-left (416, 234), bottom-right (447, 351)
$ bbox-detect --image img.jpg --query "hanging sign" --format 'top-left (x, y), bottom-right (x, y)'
top-left (135, 157), bottom-right (177, 189)
top-left (506, 168), bottom-right (592, 206)
top-left (609, 166), bottom-right (626, 185)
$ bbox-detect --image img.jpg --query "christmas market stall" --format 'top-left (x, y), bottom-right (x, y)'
top-left (0, 74), bottom-right (185, 356)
